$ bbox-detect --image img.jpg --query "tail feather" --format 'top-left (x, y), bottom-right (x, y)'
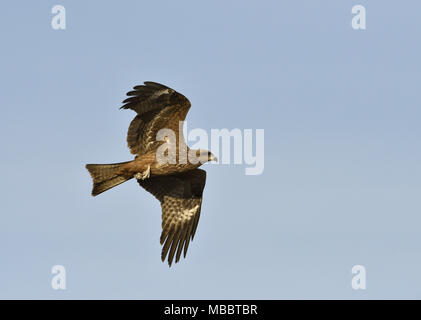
top-left (85, 161), bottom-right (132, 196)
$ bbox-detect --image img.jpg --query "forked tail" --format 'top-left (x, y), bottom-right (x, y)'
top-left (85, 161), bottom-right (132, 196)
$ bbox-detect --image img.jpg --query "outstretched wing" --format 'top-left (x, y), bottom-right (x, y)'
top-left (138, 169), bottom-right (207, 266)
top-left (121, 81), bottom-right (191, 156)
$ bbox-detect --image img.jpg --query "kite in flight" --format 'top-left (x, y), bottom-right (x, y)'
top-left (86, 82), bottom-right (217, 266)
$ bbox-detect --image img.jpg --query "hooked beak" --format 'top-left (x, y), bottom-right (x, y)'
top-left (210, 154), bottom-right (218, 162)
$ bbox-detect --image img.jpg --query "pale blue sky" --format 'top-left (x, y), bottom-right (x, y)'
top-left (1, 1), bottom-right (420, 299)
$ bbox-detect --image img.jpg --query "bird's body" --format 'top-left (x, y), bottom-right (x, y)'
top-left (86, 81), bottom-right (216, 266)
top-left (115, 149), bottom-right (200, 177)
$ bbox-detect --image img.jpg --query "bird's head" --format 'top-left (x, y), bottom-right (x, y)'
top-left (194, 149), bottom-right (217, 164)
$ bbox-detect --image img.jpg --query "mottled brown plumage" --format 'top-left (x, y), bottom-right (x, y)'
top-left (86, 81), bottom-right (216, 266)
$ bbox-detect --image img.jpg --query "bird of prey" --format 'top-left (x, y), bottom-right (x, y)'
top-left (86, 81), bottom-right (216, 266)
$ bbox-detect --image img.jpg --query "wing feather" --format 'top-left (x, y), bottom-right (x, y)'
top-left (183, 221), bottom-right (194, 258)
top-left (138, 169), bottom-right (207, 266)
top-left (176, 224), bottom-right (190, 263)
top-left (121, 81), bottom-right (191, 156)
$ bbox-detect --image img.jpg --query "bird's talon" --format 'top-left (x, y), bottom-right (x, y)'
top-left (134, 166), bottom-right (151, 180)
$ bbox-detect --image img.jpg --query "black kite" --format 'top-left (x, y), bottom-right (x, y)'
top-left (86, 82), bottom-right (216, 266)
